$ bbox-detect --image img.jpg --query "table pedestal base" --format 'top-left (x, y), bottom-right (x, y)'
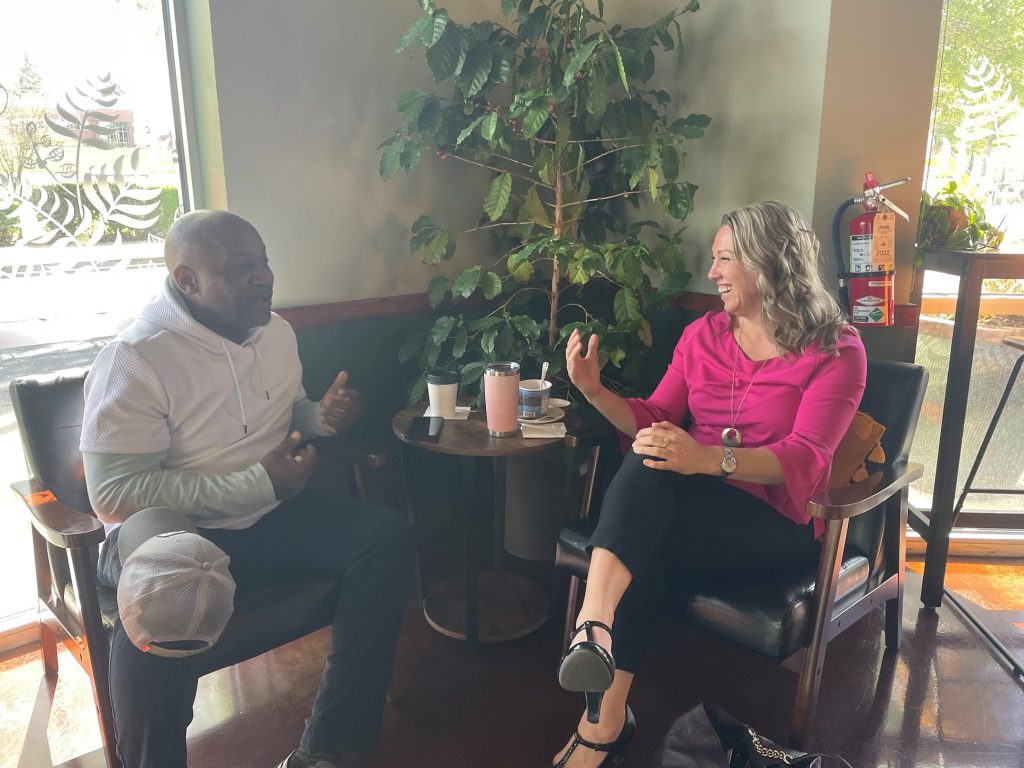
top-left (422, 571), bottom-right (548, 642)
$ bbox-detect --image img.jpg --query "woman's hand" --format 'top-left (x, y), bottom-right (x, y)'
top-left (633, 421), bottom-right (714, 475)
top-left (565, 328), bottom-right (603, 401)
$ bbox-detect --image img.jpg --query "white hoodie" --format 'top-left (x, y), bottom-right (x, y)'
top-left (81, 278), bottom-right (326, 529)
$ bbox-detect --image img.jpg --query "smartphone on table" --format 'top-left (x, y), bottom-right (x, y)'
top-left (405, 416), bottom-right (444, 441)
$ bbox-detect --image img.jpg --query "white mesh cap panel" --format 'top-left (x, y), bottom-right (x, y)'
top-left (117, 532), bottom-right (235, 657)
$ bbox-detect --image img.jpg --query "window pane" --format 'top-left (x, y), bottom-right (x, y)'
top-left (0, 0), bottom-right (185, 623)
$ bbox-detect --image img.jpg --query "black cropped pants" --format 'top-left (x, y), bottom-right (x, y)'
top-left (587, 450), bottom-right (817, 672)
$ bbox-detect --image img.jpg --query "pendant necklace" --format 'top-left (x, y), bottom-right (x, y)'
top-left (721, 326), bottom-right (770, 448)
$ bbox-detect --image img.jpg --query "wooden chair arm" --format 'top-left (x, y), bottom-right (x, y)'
top-left (807, 462), bottom-right (923, 520)
top-left (10, 479), bottom-right (105, 550)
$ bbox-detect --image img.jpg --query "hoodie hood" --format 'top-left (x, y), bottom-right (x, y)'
top-left (138, 278), bottom-right (268, 353)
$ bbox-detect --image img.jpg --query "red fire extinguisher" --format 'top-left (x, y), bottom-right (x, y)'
top-left (832, 172), bottom-right (911, 327)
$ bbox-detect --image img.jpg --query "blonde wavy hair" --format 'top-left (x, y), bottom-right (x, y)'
top-left (721, 200), bottom-right (851, 355)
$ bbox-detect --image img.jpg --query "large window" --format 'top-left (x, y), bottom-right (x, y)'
top-left (910, 0), bottom-right (1024, 524)
top-left (0, 0), bottom-right (188, 628)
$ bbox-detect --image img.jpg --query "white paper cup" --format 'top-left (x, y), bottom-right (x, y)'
top-left (518, 378), bottom-right (552, 419)
top-left (426, 369), bottom-right (459, 419)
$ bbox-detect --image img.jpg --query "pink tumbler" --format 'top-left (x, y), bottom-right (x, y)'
top-left (483, 362), bottom-right (520, 437)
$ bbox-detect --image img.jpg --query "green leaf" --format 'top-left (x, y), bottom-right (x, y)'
top-left (458, 42), bottom-right (493, 98)
top-left (533, 147), bottom-right (554, 186)
top-left (607, 36), bottom-right (630, 95)
top-left (658, 270), bottom-right (691, 298)
top-left (461, 361), bottom-right (486, 385)
top-left (481, 111), bottom-right (500, 141)
top-left (416, 98), bottom-right (444, 136)
top-left (400, 142), bottom-right (421, 172)
top-left (379, 143), bottom-right (401, 180)
top-left (396, 13), bottom-right (432, 53)
top-left (469, 315), bottom-right (504, 331)
top-left (586, 67), bottom-right (608, 119)
top-left (411, 215), bottom-right (436, 233)
top-left (481, 326), bottom-right (499, 354)
top-left (484, 172), bottom-right (512, 221)
top-left (408, 376), bottom-right (427, 405)
top-left (422, 231), bottom-right (450, 265)
top-left (510, 315), bottom-right (541, 340)
top-left (647, 167), bottom-right (659, 201)
top-left (510, 256), bottom-right (535, 282)
top-left (520, 6), bottom-right (549, 44)
top-left (427, 275), bottom-right (449, 307)
top-left (453, 265), bottom-right (482, 299)
top-left (482, 270), bottom-right (503, 299)
top-left (637, 318), bottom-right (653, 348)
top-left (452, 323), bottom-right (468, 358)
top-left (661, 144), bottom-right (679, 182)
top-left (397, 91), bottom-right (429, 130)
top-left (426, 25), bottom-right (466, 81)
top-left (430, 315), bottom-right (458, 346)
top-left (522, 186), bottom-right (551, 227)
top-left (562, 39), bottom-right (601, 86)
top-left (613, 288), bottom-right (642, 328)
top-left (489, 48), bottom-right (513, 85)
top-left (669, 113), bottom-right (711, 139)
top-left (501, 0), bottom-right (517, 15)
top-left (398, 330), bottom-right (427, 363)
top-left (423, 9), bottom-right (449, 47)
top-left (568, 247), bottom-right (601, 285)
top-left (522, 106), bottom-right (548, 139)
top-left (456, 115), bottom-right (485, 146)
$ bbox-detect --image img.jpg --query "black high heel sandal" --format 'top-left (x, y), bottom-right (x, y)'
top-left (558, 620), bottom-right (615, 723)
top-left (551, 706), bottom-right (636, 768)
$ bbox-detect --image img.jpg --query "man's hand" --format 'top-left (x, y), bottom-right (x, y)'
top-left (319, 371), bottom-right (361, 435)
top-left (261, 431), bottom-right (317, 500)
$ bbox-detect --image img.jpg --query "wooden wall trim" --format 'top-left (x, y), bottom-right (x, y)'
top-left (277, 290), bottom-right (721, 329)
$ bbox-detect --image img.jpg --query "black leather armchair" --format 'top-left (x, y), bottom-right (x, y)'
top-left (9, 369), bottom-right (386, 768)
top-left (554, 359), bottom-right (928, 747)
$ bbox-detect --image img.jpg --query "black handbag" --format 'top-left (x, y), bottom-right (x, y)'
top-left (655, 703), bottom-right (852, 768)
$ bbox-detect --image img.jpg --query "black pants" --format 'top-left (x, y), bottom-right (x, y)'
top-left (98, 491), bottom-right (415, 768)
top-left (588, 451), bottom-right (817, 671)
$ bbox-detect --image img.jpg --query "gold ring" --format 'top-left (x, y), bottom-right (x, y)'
top-left (661, 437), bottom-right (669, 448)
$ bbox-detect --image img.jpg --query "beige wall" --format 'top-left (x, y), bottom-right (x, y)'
top-left (190, 1), bottom-right (940, 310)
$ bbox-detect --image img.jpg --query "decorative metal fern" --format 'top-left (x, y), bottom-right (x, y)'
top-left (1, 72), bottom-right (162, 248)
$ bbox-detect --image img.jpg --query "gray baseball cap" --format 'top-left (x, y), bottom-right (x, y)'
top-left (116, 507), bottom-right (236, 658)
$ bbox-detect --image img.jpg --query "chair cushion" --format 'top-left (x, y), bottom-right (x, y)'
top-left (828, 410), bottom-right (886, 490)
top-left (555, 517), bottom-right (871, 661)
top-left (94, 574), bottom-right (338, 674)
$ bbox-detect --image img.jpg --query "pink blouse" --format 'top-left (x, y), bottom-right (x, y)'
top-left (623, 311), bottom-right (867, 536)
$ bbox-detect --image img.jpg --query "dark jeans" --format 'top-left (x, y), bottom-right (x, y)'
top-left (97, 491), bottom-right (415, 768)
top-left (588, 451), bottom-right (817, 671)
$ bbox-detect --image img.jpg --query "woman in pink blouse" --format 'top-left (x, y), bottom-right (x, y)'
top-left (551, 201), bottom-right (866, 768)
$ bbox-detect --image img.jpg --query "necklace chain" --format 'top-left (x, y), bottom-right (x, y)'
top-left (724, 325), bottom-right (770, 447)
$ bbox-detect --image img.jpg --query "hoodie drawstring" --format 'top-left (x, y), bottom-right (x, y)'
top-left (221, 341), bottom-right (249, 435)
top-left (251, 345), bottom-right (271, 399)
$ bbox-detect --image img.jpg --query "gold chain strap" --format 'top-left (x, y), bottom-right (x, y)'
top-left (747, 727), bottom-right (793, 765)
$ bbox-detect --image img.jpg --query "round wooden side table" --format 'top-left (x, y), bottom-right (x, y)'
top-left (393, 404), bottom-right (581, 644)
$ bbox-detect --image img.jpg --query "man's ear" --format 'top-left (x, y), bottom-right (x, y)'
top-left (172, 264), bottom-right (199, 295)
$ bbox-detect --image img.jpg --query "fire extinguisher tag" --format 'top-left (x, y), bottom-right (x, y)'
top-left (870, 212), bottom-right (896, 271)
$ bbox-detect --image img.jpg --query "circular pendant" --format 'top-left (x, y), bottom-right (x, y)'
top-left (721, 427), bottom-right (742, 448)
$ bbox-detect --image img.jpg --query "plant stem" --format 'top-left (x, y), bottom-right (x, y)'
top-left (550, 118), bottom-right (563, 351)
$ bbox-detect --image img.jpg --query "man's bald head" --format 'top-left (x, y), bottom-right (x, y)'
top-left (164, 210), bottom-right (258, 272)
top-left (164, 210), bottom-right (274, 343)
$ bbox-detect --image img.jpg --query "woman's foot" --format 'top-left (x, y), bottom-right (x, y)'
top-left (551, 706), bottom-right (635, 768)
top-left (558, 619), bottom-right (615, 722)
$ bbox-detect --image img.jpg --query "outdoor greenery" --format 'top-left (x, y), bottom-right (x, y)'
top-left (381, 0), bottom-right (708, 402)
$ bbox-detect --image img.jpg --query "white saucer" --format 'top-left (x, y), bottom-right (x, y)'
top-left (548, 398), bottom-right (571, 409)
top-left (518, 406), bottom-right (565, 424)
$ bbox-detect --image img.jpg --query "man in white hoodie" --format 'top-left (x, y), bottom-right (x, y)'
top-left (81, 210), bottom-right (415, 768)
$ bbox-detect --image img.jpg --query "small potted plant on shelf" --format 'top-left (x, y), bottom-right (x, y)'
top-left (380, 0), bottom-right (709, 402)
top-left (915, 180), bottom-right (1004, 262)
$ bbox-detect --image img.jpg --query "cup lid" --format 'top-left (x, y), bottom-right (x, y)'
top-left (425, 368), bottom-right (460, 385)
top-left (484, 362), bottom-right (520, 377)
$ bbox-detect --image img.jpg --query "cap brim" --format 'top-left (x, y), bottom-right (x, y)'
top-left (117, 507), bottom-right (198, 563)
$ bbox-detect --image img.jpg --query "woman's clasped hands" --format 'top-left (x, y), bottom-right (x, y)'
top-left (633, 421), bottom-right (708, 475)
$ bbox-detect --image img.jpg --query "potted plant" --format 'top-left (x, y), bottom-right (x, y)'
top-left (915, 180), bottom-right (1004, 262)
top-left (380, 0), bottom-right (709, 402)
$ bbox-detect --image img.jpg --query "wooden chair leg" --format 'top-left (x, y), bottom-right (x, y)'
top-left (39, 620), bottom-right (59, 679)
top-left (562, 574), bottom-right (582, 652)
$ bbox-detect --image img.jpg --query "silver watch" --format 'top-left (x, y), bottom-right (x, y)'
top-left (720, 447), bottom-right (737, 478)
